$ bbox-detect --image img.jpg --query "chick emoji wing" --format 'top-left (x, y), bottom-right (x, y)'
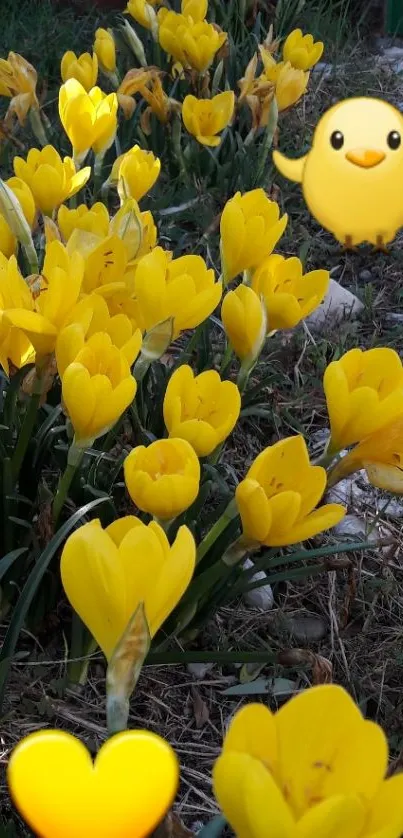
top-left (272, 151), bottom-right (307, 183)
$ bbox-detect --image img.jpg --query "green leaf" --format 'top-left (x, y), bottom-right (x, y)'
top-left (0, 497), bottom-right (108, 710)
top-left (0, 548), bottom-right (27, 583)
top-left (222, 677), bottom-right (298, 697)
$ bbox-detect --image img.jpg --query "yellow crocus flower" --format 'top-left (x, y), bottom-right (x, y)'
top-left (283, 28), bottom-right (324, 71)
top-left (182, 91), bottom-right (235, 147)
top-left (221, 285), bottom-right (266, 364)
top-left (0, 177), bottom-right (36, 258)
top-left (60, 51), bottom-right (98, 92)
top-left (252, 254), bottom-right (329, 330)
top-left (262, 57), bottom-right (309, 112)
top-left (56, 301), bottom-right (142, 378)
top-left (66, 231), bottom-right (134, 299)
top-left (134, 247), bottom-right (222, 338)
top-left (180, 19), bottom-right (227, 72)
top-left (327, 415), bottom-right (403, 493)
top-left (181, 0), bottom-right (208, 21)
top-left (116, 144), bottom-right (161, 203)
top-left (220, 189), bottom-right (288, 283)
top-left (94, 28), bottom-right (117, 74)
top-left (0, 52), bottom-right (39, 124)
top-left (57, 202), bottom-right (110, 242)
top-left (124, 438), bottom-right (200, 519)
top-left (4, 241), bottom-right (84, 359)
top-left (157, 10), bottom-right (189, 67)
top-left (324, 347), bottom-right (403, 453)
top-left (159, 13), bottom-right (227, 73)
top-left (163, 365), bottom-right (241, 457)
top-left (60, 516), bottom-right (196, 659)
top-left (235, 435), bottom-right (345, 546)
top-left (13, 145), bottom-right (91, 216)
top-left (125, 0), bottom-right (158, 31)
top-left (61, 333), bottom-right (137, 445)
top-left (0, 254), bottom-right (35, 374)
top-left (59, 79), bottom-right (118, 162)
top-left (213, 684), bottom-right (403, 838)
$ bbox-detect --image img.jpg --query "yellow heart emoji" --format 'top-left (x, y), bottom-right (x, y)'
top-left (8, 728), bottom-right (179, 838)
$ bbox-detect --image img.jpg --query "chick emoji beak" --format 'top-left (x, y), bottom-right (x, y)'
top-left (345, 148), bottom-right (386, 168)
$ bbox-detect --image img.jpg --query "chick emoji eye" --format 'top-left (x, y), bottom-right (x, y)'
top-left (330, 131), bottom-right (344, 150)
top-left (387, 131), bottom-right (401, 150)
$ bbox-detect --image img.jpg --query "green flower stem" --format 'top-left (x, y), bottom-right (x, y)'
top-left (237, 361), bottom-right (254, 393)
top-left (67, 612), bottom-right (94, 685)
top-left (53, 444), bottom-right (84, 525)
top-left (29, 107), bottom-right (48, 147)
top-left (106, 692), bottom-right (130, 737)
top-left (153, 516), bottom-right (174, 533)
top-left (254, 96), bottom-right (279, 187)
top-left (11, 370), bottom-right (44, 483)
top-left (219, 342), bottom-right (233, 375)
top-left (93, 150), bottom-right (106, 196)
top-left (196, 498), bottom-right (238, 565)
top-left (172, 116), bottom-right (190, 185)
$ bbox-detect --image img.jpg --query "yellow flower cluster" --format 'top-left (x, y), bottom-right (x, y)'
top-left (239, 27), bottom-right (323, 129)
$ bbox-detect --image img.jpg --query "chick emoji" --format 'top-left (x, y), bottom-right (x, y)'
top-left (273, 97), bottom-right (403, 250)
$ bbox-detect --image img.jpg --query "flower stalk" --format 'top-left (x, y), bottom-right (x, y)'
top-left (196, 498), bottom-right (239, 565)
top-left (52, 443), bottom-right (84, 525)
top-left (11, 369), bottom-right (44, 483)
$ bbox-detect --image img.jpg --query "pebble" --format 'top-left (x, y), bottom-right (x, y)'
top-left (305, 279), bottom-right (364, 334)
top-left (287, 614), bottom-right (327, 643)
top-left (358, 269), bottom-right (373, 282)
top-left (187, 662), bottom-right (214, 679)
top-left (242, 558), bottom-right (274, 611)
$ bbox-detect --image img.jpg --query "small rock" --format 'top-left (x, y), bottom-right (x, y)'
top-left (305, 279), bottom-right (364, 333)
top-left (334, 513), bottom-right (379, 542)
top-left (327, 476), bottom-right (366, 508)
top-left (187, 662), bottom-right (214, 679)
top-left (287, 614), bottom-right (327, 642)
top-left (385, 312), bottom-right (403, 325)
top-left (310, 428), bottom-right (330, 458)
top-left (312, 61), bottom-right (335, 79)
top-left (358, 269), bottom-right (373, 282)
top-left (380, 46), bottom-right (403, 61)
top-left (377, 496), bottom-right (403, 519)
top-left (242, 558), bottom-right (274, 611)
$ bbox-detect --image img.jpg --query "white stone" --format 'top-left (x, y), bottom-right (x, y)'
top-left (242, 558), bottom-right (274, 611)
top-left (381, 47), bottom-right (403, 61)
top-left (334, 514), bottom-right (378, 541)
top-left (305, 279), bottom-right (364, 333)
top-left (312, 61), bottom-right (336, 79)
top-left (327, 476), bottom-right (367, 508)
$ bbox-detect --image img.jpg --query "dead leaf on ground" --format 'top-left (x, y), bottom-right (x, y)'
top-left (191, 686), bottom-right (210, 729)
